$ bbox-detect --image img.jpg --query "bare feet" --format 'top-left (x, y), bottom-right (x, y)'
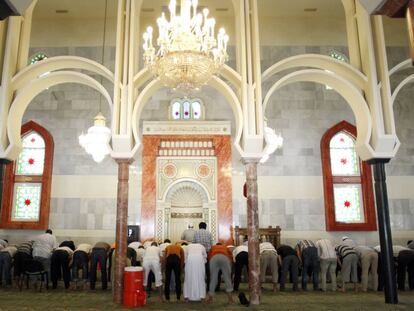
top-left (227, 293), bottom-right (234, 304)
top-left (205, 295), bottom-right (213, 304)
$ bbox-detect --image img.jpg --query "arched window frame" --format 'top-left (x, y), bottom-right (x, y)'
top-left (1, 121), bottom-right (54, 229)
top-left (168, 98), bottom-right (205, 120)
top-left (321, 120), bottom-right (376, 231)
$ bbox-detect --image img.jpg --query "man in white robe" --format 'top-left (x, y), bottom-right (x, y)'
top-left (183, 243), bottom-right (207, 301)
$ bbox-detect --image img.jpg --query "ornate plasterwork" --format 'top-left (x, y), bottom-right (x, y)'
top-left (143, 121), bottom-right (231, 136)
top-left (157, 158), bottom-right (217, 201)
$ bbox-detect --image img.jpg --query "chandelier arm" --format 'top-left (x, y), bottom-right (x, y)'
top-left (142, 0), bottom-right (229, 92)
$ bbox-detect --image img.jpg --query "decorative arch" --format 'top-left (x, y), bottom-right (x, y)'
top-left (4, 71), bottom-right (113, 160)
top-left (1, 121), bottom-right (54, 229)
top-left (262, 54), bottom-right (367, 89)
top-left (320, 120), bottom-right (376, 231)
top-left (12, 56), bottom-right (114, 90)
top-left (164, 179), bottom-right (210, 203)
top-left (131, 75), bottom-right (243, 157)
top-left (262, 68), bottom-right (374, 161)
top-left (391, 75), bottom-right (414, 103)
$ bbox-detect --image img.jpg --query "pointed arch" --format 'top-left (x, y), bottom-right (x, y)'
top-left (1, 121), bottom-right (54, 229)
top-left (321, 120), bottom-right (376, 231)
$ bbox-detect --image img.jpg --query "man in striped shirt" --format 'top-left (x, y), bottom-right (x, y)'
top-left (13, 240), bottom-right (34, 284)
top-left (335, 242), bottom-right (358, 292)
top-left (315, 239), bottom-right (337, 291)
top-left (296, 239), bottom-right (319, 290)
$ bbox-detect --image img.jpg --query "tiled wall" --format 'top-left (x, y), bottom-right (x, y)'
top-left (16, 45), bottom-right (414, 242)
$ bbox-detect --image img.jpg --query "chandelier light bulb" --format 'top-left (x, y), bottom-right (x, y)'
top-left (260, 121), bottom-right (283, 164)
top-left (142, 0), bottom-right (229, 92)
top-left (79, 112), bottom-right (112, 163)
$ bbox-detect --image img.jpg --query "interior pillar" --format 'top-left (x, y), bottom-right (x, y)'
top-left (369, 159), bottom-right (398, 304)
top-left (113, 159), bottom-right (133, 304)
top-left (243, 158), bottom-right (260, 305)
top-left (0, 160), bottom-right (10, 214)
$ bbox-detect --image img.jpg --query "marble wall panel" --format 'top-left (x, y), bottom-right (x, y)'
top-left (15, 45), bottom-right (414, 239)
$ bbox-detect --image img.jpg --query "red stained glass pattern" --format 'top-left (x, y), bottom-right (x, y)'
top-left (16, 132), bottom-right (45, 175)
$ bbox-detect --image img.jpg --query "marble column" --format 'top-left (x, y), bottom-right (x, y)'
top-left (243, 158), bottom-right (260, 305)
top-left (113, 159), bottom-right (133, 304)
top-left (0, 161), bottom-right (7, 211)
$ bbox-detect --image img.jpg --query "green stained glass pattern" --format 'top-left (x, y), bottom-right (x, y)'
top-left (12, 183), bottom-right (41, 221)
top-left (16, 132), bottom-right (45, 175)
top-left (333, 184), bottom-right (364, 223)
top-left (329, 132), bottom-right (359, 176)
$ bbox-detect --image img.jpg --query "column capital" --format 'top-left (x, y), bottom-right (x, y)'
top-left (241, 157), bottom-right (260, 165)
top-left (114, 158), bottom-right (135, 165)
top-left (367, 158), bottom-right (390, 165)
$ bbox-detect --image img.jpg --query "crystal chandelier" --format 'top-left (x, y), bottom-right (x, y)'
top-left (79, 113), bottom-right (112, 163)
top-left (142, 0), bottom-right (229, 92)
top-left (79, 0), bottom-right (112, 163)
top-left (260, 121), bottom-right (283, 164)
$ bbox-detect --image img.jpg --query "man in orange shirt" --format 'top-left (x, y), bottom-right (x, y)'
top-left (206, 243), bottom-right (234, 303)
top-left (163, 243), bottom-right (184, 301)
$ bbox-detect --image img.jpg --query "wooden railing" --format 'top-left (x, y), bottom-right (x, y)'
top-left (234, 226), bottom-right (281, 248)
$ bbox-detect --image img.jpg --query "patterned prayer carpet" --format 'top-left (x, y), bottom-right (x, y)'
top-left (0, 284), bottom-right (413, 311)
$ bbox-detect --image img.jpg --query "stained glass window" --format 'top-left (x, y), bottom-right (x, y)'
top-left (329, 132), bottom-right (359, 176)
top-left (183, 101), bottom-right (191, 119)
top-left (1, 121), bottom-right (54, 229)
top-left (11, 183), bottom-right (42, 221)
top-left (29, 52), bottom-right (48, 65)
top-left (321, 121), bottom-right (376, 231)
top-left (169, 99), bottom-right (204, 120)
top-left (172, 101), bottom-right (181, 120)
top-left (192, 101), bottom-right (201, 119)
top-left (333, 184), bottom-right (364, 223)
top-left (16, 132), bottom-right (45, 175)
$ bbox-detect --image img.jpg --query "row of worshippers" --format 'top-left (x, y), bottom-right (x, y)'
top-left (126, 234), bottom-right (414, 302)
top-left (0, 230), bottom-right (113, 290)
top-left (1, 229), bottom-right (414, 297)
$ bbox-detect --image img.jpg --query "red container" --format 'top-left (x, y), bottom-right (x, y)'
top-left (124, 290), bottom-right (146, 307)
top-left (123, 267), bottom-right (146, 308)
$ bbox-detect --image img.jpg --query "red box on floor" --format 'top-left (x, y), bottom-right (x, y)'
top-left (124, 267), bottom-right (146, 307)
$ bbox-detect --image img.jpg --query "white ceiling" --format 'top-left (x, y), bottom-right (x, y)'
top-left (32, 0), bottom-right (345, 19)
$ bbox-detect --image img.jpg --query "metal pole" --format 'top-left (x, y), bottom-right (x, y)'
top-left (370, 159), bottom-right (398, 304)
